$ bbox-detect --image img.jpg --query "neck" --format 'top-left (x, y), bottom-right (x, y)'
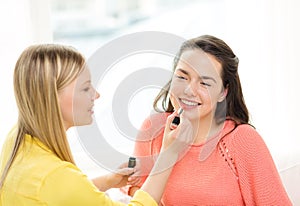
top-left (190, 115), bottom-right (223, 145)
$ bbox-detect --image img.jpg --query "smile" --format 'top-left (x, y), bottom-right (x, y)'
top-left (180, 98), bottom-right (201, 107)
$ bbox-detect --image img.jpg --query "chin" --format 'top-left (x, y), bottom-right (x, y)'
top-left (183, 109), bottom-right (200, 118)
top-left (74, 118), bottom-right (93, 126)
top-left (82, 118), bottom-right (93, 126)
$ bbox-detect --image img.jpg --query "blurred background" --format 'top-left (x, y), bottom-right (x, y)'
top-left (0, 0), bottom-right (299, 203)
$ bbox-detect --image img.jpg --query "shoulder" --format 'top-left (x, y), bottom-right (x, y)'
top-left (136, 112), bottom-right (170, 141)
top-left (140, 112), bottom-right (169, 130)
top-left (222, 121), bottom-right (262, 144)
top-left (221, 121), bottom-right (271, 158)
top-left (232, 124), bottom-right (264, 147)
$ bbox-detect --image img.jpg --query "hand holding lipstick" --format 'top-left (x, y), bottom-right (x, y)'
top-left (161, 108), bottom-right (194, 155)
top-left (170, 108), bottom-right (183, 130)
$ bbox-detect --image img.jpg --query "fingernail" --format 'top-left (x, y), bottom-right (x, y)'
top-left (170, 122), bottom-right (179, 130)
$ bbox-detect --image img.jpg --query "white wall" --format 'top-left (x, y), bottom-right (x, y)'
top-left (0, 0), bottom-right (52, 149)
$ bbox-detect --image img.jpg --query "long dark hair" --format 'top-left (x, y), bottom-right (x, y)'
top-left (153, 35), bottom-right (249, 125)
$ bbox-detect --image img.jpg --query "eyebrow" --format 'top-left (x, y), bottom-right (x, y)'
top-left (81, 80), bottom-right (91, 85)
top-left (176, 68), bottom-right (217, 83)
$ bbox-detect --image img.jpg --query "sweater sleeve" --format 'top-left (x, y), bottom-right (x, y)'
top-left (132, 113), bottom-right (167, 188)
top-left (231, 125), bottom-right (292, 205)
top-left (39, 163), bottom-right (157, 206)
top-left (40, 163), bottom-right (126, 206)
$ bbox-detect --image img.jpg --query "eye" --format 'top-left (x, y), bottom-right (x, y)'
top-left (83, 87), bottom-right (90, 92)
top-left (200, 82), bottom-right (211, 87)
top-left (175, 75), bottom-right (187, 80)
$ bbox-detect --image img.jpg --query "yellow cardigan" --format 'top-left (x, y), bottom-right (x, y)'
top-left (0, 132), bottom-right (156, 206)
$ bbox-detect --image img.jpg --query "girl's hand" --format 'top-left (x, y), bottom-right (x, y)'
top-left (127, 159), bottom-right (142, 187)
top-left (108, 161), bottom-right (141, 188)
top-left (161, 110), bottom-right (194, 155)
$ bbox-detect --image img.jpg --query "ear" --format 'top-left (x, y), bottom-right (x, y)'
top-left (218, 87), bottom-right (228, 102)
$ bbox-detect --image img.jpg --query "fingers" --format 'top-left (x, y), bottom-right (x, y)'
top-left (127, 175), bottom-right (142, 186)
top-left (127, 164), bottom-right (142, 186)
top-left (162, 108), bottom-right (195, 155)
top-left (116, 167), bottom-right (136, 176)
top-left (116, 158), bottom-right (141, 177)
top-left (118, 161), bottom-right (129, 169)
top-left (175, 118), bottom-right (194, 144)
top-left (170, 116), bottom-right (180, 130)
top-left (165, 113), bottom-right (177, 132)
top-left (161, 109), bottom-right (184, 151)
top-left (166, 108), bottom-right (183, 131)
top-left (170, 108), bottom-right (183, 130)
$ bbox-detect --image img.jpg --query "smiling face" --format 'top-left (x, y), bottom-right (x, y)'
top-left (58, 68), bottom-right (100, 129)
top-left (170, 49), bottom-right (227, 123)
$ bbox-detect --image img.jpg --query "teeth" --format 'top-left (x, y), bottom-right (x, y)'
top-left (181, 99), bottom-right (199, 106)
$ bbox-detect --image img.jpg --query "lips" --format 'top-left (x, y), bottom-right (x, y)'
top-left (179, 98), bottom-right (201, 108)
top-left (88, 105), bottom-right (94, 113)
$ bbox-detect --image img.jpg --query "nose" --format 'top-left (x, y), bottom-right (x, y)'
top-left (92, 89), bottom-right (100, 100)
top-left (184, 82), bottom-right (197, 97)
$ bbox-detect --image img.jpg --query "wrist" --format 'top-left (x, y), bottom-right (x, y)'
top-left (92, 174), bottom-right (112, 192)
top-left (152, 151), bottom-right (178, 174)
top-left (105, 173), bottom-right (115, 188)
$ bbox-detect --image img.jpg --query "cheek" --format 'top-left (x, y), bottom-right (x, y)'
top-left (169, 80), bottom-right (184, 95)
top-left (72, 92), bottom-right (92, 119)
top-left (169, 81), bottom-right (182, 106)
top-left (169, 94), bottom-right (179, 110)
top-left (72, 96), bottom-right (86, 113)
top-left (198, 87), bottom-right (220, 106)
top-left (59, 93), bottom-right (74, 121)
top-left (198, 87), bottom-right (209, 96)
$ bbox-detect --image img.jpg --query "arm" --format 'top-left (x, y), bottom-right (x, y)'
top-left (128, 113), bottom-right (168, 196)
top-left (139, 151), bottom-right (177, 202)
top-left (40, 164), bottom-right (126, 206)
top-left (232, 125), bottom-right (292, 205)
top-left (92, 162), bottom-right (137, 191)
top-left (136, 113), bottom-right (193, 202)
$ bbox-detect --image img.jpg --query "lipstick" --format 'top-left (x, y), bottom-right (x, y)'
top-left (172, 108), bottom-right (183, 125)
top-left (128, 157), bottom-right (136, 168)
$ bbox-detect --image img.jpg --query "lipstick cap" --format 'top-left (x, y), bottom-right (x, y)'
top-left (128, 157), bottom-right (136, 168)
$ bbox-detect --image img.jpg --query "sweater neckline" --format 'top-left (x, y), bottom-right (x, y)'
top-left (190, 120), bottom-right (231, 147)
top-left (187, 120), bottom-right (236, 161)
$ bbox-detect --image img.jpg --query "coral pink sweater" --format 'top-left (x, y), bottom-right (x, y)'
top-left (132, 113), bottom-right (292, 205)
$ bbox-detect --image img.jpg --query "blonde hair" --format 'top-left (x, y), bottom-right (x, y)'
top-left (0, 44), bottom-right (86, 188)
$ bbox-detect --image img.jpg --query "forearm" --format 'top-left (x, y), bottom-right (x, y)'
top-left (140, 152), bottom-right (177, 202)
top-left (91, 174), bottom-right (111, 192)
